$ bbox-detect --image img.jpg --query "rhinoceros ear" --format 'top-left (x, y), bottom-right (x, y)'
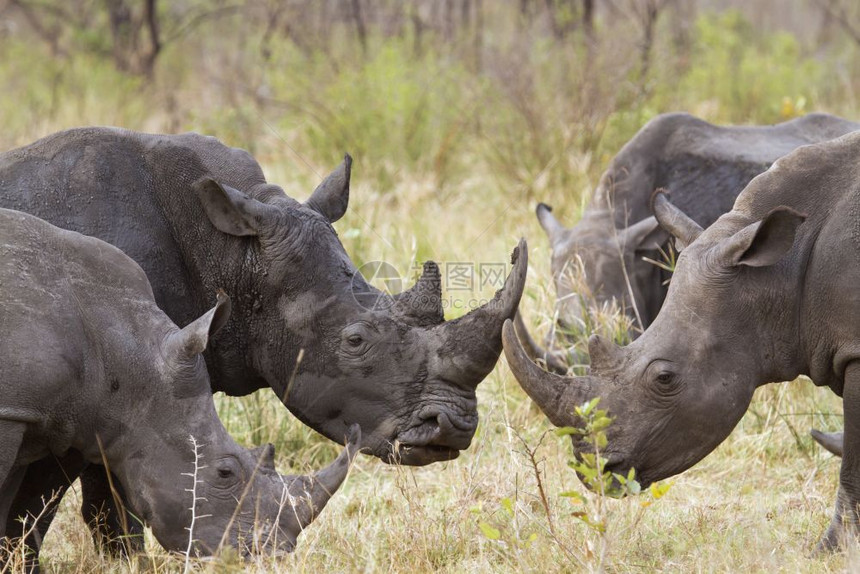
top-left (194, 178), bottom-right (279, 237)
top-left (167, 291), bottom-right (232, 358)
top-left (717, 207), bottom-right (806, 268)
top-left (305, 154), bottom-right (351, 223)
top-left (250, 443), bottom-right (277, 471)
top-left (621, 216), bottom-right (668, 252)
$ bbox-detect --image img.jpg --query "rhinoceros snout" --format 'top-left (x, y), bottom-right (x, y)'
top-left (398, 407), bottom-right (477, 452)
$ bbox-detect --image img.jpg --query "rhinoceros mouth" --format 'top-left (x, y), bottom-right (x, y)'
top-left (386, 443), bottom-right (460, 465)
top-left (388, 408), bottom-right (475, 466)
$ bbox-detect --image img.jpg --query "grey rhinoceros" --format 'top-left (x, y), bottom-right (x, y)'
top-left (518, 112), bottom-right (859, 373)
top-left (0, 208), bottom-right (359, 568)
top-left (0, 127), bottom-right (526, 553)
top-left (504, 130), bottom-right (860, 549)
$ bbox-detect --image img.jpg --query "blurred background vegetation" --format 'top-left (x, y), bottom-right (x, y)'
top-left (3, 1), bottom-right (859, 571)
top-left (3, 0), bottom-right (860, 203)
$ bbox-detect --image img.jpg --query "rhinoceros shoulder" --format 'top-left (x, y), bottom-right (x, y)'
top-left (734, 130), bottom-right (860, 221)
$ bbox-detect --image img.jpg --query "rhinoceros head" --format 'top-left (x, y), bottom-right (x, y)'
top-left (193, 157), bottom-right (528, 466)
top-left (505, 192), bottom-right (806, 486)
top-left (535, 202), bottom-right (666, 338)
top-left (114, 294), bottom-right (359, 555)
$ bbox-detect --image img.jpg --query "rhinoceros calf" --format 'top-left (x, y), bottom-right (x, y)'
top-left (0, 208), bottom-right (359, 566)
top-left (0, 127), bottom-right (526, 553)
top-left (519, 112), bottom-right (859, 373)
top-left (504, 130), bottom-right (860, 549)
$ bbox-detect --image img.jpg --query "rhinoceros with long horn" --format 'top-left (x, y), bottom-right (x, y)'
top-left (505, 130), bottom-right (860, 550)
top-left (519, 112), bottom-right (859, 373)
top-left (0, 208), bottom-right (359, 569)
top-left (0, 128), bottom-right (527, 554)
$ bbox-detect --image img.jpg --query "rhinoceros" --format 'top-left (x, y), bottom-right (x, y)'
top-left (504, 130), bottom-right (860, 549)
top-left (0, 127), bottom-right (527, 553)
top-left (0, 208), bottom-right (359, 567)
top-left (518, 112), bottom-right (859, 373)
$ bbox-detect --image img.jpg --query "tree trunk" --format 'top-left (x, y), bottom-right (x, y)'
top-left (105, 0), bottom-right (160, 77)
top-left (349, 0), bottom-right (367, 56)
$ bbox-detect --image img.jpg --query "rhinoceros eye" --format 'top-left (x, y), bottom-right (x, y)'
top-left (212, 458), bottom-right (241, 484)
top-left (346, 334), bottom-right (364, 347)
top-left (655, 371), bottom-right (674, 385)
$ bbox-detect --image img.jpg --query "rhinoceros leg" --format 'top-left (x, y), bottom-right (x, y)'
top-left (0, 422), bottom-right (27, 529)
top-left (4, 453), bottom-right (88, 572)
top-left (79, 465), bottom-right (144, 557)
top-left (0, 422), bottom-right (27, 567)
top-left (819, 362), bottom-right (860, 551)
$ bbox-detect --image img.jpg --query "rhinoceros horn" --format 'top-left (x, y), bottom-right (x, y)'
top-left (394, 261), bottom-right (445, 327)
top-left (511, 312), bottom-right (570, 375)
top-left (289, 424), bottom-right (362, 530)
top-left (503, 320), bottom-right (597, 427)
top-left (651, 189), bottom-right (703, 250)
top-left (811, 429), bottom-right (844, 457)
top-left (432, 239), bottom-right (528, 386)
top-left (588, 333), bottom-right (624, 374)
top-left (536, 203), bottom-right (565, 242)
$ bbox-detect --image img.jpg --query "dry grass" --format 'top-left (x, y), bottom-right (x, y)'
top-left (3, 3), bottom-right (860, 571)
top-left (20, 170), bottom-right (850, 573)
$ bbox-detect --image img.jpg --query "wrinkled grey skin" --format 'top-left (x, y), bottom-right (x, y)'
top-left (0, 127), bottom-right (526, 557)
top-left (520, 112), bottom-right (859, 373)
top-left (0, 209), bottom-right (359, 566)
top-left (505, 130), bottom-right (860, 550)
top-left (0, 128), bottom-right (525, 465)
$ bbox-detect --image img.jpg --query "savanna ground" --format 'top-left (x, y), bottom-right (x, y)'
top-left (2, 0), bottom-right (860, 571)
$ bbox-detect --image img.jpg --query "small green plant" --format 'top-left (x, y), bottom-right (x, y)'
top-left (556, 398), bottom-right (645, 507)
top-left (556, 398), bottom-right (673, 566)
top-left (471, 496), bottom-right (540, 550)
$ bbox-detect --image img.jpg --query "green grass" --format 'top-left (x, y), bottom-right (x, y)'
top-left (2, 4), bottom-right (860, 572)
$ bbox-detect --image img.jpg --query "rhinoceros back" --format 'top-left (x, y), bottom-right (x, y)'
top-left (595, 112), bottom-right (860, 229)
top-left (0, 208), bottom-right (159, 429)
top-left (0, 127), bottom-right (273, 331)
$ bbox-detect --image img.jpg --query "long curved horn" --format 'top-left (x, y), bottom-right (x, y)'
top-left (289, 424), bottom-right (361, 530)
top-left (503, 320), bottom-right (597, 427)
top-left (536, 203), bottom-right (565, 242)
top-left (434, 239), bottom-right (528, 386)
top-left (651, 189), bottom-right (703, 250)
top-left (811, 429), bottom-right (843, 457)
top-left (512, 312), bottom-right (570, 375)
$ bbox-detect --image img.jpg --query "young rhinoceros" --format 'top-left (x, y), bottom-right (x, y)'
top-left (0, 208), bottom-right (359, 563)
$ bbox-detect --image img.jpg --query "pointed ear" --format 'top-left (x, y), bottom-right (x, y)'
top-left (305, 154), bottom-right (352, 223)
top-left (250, 443), bottom-right (277, 471)
top-left (622, 216), bottom-right (668, 251)
top-left (166, 291), bottom-right (232, 358)
top-left (193, 178), bottom-right (280, 237)
top-left (716, 207), bottom-right (806, 268)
